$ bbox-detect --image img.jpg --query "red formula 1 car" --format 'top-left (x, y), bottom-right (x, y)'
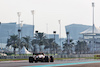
top-left (29, 53), bottom-right (54, 63)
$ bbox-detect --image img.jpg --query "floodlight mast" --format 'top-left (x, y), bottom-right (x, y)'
top-left (92, 2), bottom-right (95, 54)
top-left (31, 10), bottom-right (35, 37)
top-left (31, 10), bottom-right (35, 52)
top-left (17, 12), bottom-right (21, 55)
top-left (17, 12), bottom-right (21, 27)
top-left (58, 20), bottom-right (62, 50)
top-left (92, 2), bottom-right (94, 34)
top-left (31, 10), bottom-right (34, 25)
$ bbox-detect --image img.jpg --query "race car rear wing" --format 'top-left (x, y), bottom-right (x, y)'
top-left (33, 53), bottom-right (44, 55)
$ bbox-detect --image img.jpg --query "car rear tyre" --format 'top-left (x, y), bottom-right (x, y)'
top-left (35, 60), bottom-right (37, 63)
top-left (29, 57), bottom-right (33, 63)
top-left (35, 58), bottom-right (38, 63)
top-left (50, 56), bottom-right (54, 62)
top-left (45, 56), bottom-right (49, 62)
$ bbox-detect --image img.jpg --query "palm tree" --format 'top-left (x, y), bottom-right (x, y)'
top-left (44, 38), bottom-right (60, 54)
top-left (63, 39), bottom-right (74, 54)
top-left (33, 31), bottom-right (47, 52)
top-left (22, 36), bottom-right (31, 50)
top-left (38, 33), bottom-right (46, 52)
top-left (31, 39), bottom-right (37, 53)
top-left (6, 34), bottom-right (19, 55)
top-left (44, 38), bottom-right (54, 53)
top-left (55, 44), bottom-right (60, 54)
top-left (75, 41), bottom-right (89, 54)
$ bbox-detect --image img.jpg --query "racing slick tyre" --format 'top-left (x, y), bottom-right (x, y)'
top-left (35, 58), bottom-right (38, 63)
top-left (45, 56), bottom-right (49, 62)
top-left (50, 56), bottom-right (54, 62)
top-left (29, 57), bottom-right (33, 63)
top-left (41, 58), bottom-right (44, 62)
top-left (35, 60), bottom-right (38, 63)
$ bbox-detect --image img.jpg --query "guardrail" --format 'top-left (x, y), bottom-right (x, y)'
top-left (0, 54), bottom-right (97, 59)
top-left (0, 56), bottom-right (30, 59)
top-left (54, 54), bottom-right (94, 58)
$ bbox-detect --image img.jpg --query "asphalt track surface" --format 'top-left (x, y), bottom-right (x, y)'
top-left (0, 59), bottom-right (100, 67)
top-left (54, 63), bottom-right (100, 67)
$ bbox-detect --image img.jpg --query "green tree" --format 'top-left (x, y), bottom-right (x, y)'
top-left (34, 32), bottom-right (46, 52)
top-left (44, 38), bottom-right (54, 54)
top-left (31, 39), bottom-right (38, 53)
top-left (75, 41), bottom-right (89, 54)
top-left (6, 34), bottom-right (19, 55)
top-left (22, 36), bottom-right (31, 50)
top-left (44, 38), bottom-right (61, 54)
top-left (63, 39), bottom-right (74, 54)
top-left (52, 42), bottom-right (60, 54)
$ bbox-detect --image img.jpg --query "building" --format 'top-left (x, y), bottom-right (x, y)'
top-left (0, 22), bottom-right (34, 43)
top-left (80, 25), bottom-right (100, 53)
top-left (46, 34), bottom-right (60, 45)
top-left (65, 24), bottom-right (91, 40)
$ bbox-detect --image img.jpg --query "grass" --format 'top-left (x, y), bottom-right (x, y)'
top-left (0, 58), bottom-right (28, 61)
top-left (55, 57), bottom-right (95, 60)
top-left (55, 58), bottom-right (72, 60)
top-left (85, 57), bottom-right (94, 59)
top-left (11, 54), bottom-right (33, 56)
top-left (10, 54), bottom-right (58, 56)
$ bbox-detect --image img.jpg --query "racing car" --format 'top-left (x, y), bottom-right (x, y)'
top-left (29, 53), bottom-right (54, 63)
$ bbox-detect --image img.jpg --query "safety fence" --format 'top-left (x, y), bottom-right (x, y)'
top-left (54, 54), bottom-right (94, 58)
top-left (0, 54), bottom-right (98, 59)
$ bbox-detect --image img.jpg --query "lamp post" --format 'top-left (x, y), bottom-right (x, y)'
top-left (33, 30), bottom-right (38, 52)
top-left (35, 30), bottom-right (38, 33)
top-left (0, 22), bottom-right (1, 51)
top-left (66, 32), bottom-right (69, 44)
top-left (53, 31), bottom-right (56, 41)
top-left (31, 10), bottom-right (34, 36)
top-left (78, 41), bottom-right (80, 60)
top-left (31, 10), bottom-right (35, 52)
top-left (92, 2), bottom-right (94, 34)
top-left (53, 31), bottom-right (56, 55)
top-left (20, 21), bottom-right (23, 38)
top-left (18, 29), bottom-right (21, 55)
top-left (92, 2), bottom-right (95, 54)
top-left (58, 20), bottom-right (62, 51)
top-left (35, 30), bottom-right (38, 40)
top-left (17, 12), bottom-right (21, 25)
top-left (17, 12), bottom-right (21, 55)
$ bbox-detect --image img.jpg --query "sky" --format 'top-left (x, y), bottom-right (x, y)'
top-left (0, 0), bottom-right (100, 38)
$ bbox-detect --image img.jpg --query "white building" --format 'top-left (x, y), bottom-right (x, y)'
top-left (80, 25), bottom-right (100, 53)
